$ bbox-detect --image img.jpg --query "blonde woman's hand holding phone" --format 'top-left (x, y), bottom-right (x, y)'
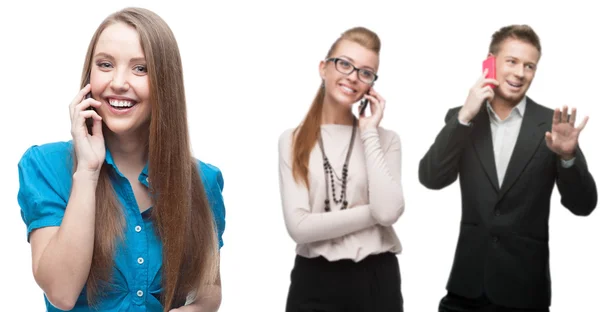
top-left (69, 83), bottom-right (105, 178)
top-left (358, 88), bottom-right (386, 131)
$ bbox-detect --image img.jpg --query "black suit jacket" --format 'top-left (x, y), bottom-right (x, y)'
top-left (418, 97), bottom-right (597, 309)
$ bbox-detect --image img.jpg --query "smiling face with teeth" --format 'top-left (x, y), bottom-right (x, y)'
top-left (319, 39), bottom-right (379, 110)
top-left (492, 38), bottom-right (540, 105)
top-left (89, 22), bottom-right (151, 136)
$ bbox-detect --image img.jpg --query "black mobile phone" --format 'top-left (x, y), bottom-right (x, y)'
top-left (358, 98), bottom-right (369, 115)
top-left (83, 74), bottom-right (94, 134)
top-left (84, 75), bottom-right (92, 100)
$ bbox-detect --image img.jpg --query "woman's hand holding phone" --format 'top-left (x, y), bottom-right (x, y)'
top-left (358, 88), bottom-right (386, 131)
top-left (69, 83), bottom-right (105, 178)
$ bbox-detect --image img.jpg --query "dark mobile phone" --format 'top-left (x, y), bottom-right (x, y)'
top-left (358, 98), bottom-right (369, 115)
top-left (84, 75), bottom-right (92, 99)
top-left (83, 74), bottom-right (94, 134)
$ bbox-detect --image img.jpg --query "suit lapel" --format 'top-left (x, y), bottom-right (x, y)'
top-left (471, 107), bottom-right (500, 191)
top-left (497, 98), bottom-right (547, 201)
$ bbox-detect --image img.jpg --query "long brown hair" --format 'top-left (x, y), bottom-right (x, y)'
top-left (74, 7), bottom-right (218, 310)
top-left (291, 27), bottom-right (381, 188)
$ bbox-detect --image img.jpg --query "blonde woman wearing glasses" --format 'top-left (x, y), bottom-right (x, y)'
top-left (278, 27), bottom-right (405, 312)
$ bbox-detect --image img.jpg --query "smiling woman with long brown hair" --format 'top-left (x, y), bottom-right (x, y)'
top-left (17, 7), bottom-right (225, 312)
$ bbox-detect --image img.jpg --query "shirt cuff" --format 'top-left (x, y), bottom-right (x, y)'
top-left (458, 116), bottom-right (471, 126)
top-left (560, 157), bottom-right (576, 168)
top-left (360, 127), bottom-right (379, 139)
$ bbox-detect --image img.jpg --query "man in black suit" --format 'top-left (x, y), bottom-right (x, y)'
top-left (419, 24), bottom-right (597, 312)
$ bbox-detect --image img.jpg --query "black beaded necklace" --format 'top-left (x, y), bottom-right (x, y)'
top-left (317, 118), bottom-right (357, 212)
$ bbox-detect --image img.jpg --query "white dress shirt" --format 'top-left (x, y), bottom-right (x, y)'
top-left (459, 97), bottom-right (575, 187)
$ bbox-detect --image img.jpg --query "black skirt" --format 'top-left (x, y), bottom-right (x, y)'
top-left (285, 252), bottom-right (403, 312)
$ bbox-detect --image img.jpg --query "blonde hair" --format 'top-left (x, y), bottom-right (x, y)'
top-left (291, 26), bottom-right (381, 188)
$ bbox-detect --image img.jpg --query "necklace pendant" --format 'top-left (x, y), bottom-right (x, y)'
top-left (318, 120), bottom-right (357, 213)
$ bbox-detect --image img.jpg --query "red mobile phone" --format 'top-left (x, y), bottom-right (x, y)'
top-left (482, 55), bottom-right (496, 88)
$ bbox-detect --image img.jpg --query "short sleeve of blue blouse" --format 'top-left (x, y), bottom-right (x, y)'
top-left (17, 142), bottom-right (74, 241)
top-left (17, 142), bottom-right (226, 248)
top-left (197, 160), bottom-right (227, 248)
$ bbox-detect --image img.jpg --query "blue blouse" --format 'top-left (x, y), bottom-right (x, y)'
top-left (17, 141), bottom-right (226, 311)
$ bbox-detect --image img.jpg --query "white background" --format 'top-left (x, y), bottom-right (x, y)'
top-left (1, 0), bottom-right (598, 311)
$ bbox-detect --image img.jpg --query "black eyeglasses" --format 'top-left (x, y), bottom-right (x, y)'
top-left (325, 57), bottom-right (378, 84)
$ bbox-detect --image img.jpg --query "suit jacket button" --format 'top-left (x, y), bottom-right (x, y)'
top-left (493, 236), bottom-right (499, 243)
top-left (494, 209), bottom-right (500, 216)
